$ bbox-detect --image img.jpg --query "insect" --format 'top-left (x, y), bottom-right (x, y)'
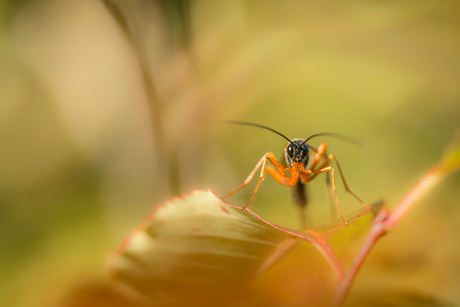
top-left (222, 120), bottom-right (369, 227)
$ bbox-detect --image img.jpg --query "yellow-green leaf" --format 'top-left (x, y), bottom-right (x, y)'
top-left (105, 189), bottom-right (381, 306)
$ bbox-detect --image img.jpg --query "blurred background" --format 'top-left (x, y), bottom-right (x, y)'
top-left (0, 0), bottom-right (459, 306)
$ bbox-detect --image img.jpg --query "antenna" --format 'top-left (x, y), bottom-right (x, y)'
top-left (221, 120), bottom-right (295, 145)
top-left (302, 133), bottom-right (362, 146)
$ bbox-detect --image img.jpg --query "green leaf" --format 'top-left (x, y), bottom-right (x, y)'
top-left (106, 190), bottom-right (294, 305)
top-left (105, 189), bottom-right (381, 306)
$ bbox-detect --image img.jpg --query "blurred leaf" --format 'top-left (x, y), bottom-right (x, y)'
top-left (105, 189), bottom-right (381, 306)
top-left (106, 189), bottom-right (295, 305)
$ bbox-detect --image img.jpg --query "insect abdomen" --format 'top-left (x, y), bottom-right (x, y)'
top-left (293, 181), bottom-right (308, 208)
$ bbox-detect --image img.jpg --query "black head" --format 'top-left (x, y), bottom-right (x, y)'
top-left (285, 139), bottom-right (309, 168)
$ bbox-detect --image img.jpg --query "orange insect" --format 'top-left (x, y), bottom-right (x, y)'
top-left (222, 120), bottom-right (369, 227)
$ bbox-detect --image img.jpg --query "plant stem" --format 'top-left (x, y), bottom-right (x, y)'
top-left (384, 166), bottom-right (443, 230)
top-left (332, 209), bottom-right (388, 306)
top-left (334, 141), bottom-right (460, 306)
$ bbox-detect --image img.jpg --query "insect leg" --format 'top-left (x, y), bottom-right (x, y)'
top-left (243, 154), bottom-right (298, 209)
top-left (310, 154), bottom-right (368, 207)
top-left (328, 155), bottom-right (370, 208)
top-left (302, 166), bottom-right (348, 225)
top-left (223, 153), bottom-right (296, 209)
top-left (303, 144), bottom-right (335, 220)
top-left (324, 166), bottom-right (336, 221)
top-left (307, 153), bottom-right (370, 213)
top-left (329, 166), bottom-right (348, 225)
top-left (306, 143), bottom-right (336, 219)
top-left (308, 142), bottom-right (328, 171)
top-left (223, 154), bottom-right (269, 199)
top-left (303, 142), bottom-right (331, 183)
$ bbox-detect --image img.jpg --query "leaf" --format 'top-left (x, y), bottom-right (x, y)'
top-left (105, 190), bottom-right (292, 305)
top-left (105, 189), bottom-right (381, 306)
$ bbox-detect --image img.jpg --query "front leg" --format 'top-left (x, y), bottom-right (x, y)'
top-left (308, 142), bottom-right (328, 171)
top-left (223, 152), bottom-right (297, 209)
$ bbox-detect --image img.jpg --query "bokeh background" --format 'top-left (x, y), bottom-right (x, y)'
top-left (1, 0), bottom-right (459, 306)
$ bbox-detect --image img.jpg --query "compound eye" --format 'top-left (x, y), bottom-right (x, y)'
top-left (287, 144), bottom-right (294, 156)
top-left (301, 144), bottom-right (309, 152)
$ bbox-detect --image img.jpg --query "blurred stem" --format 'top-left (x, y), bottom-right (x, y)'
top-left (158, 0), bottom-right (193, 48)
top-left (333, 130), bottom-right (460, 307)
top-left (384, 166), bottom-right (443, 230)
top-left (101, 0), bottom-right (186, 196)
top-left (332, 210), bottom-right (389, 307)
top-left (136, 0), bottom-right (193, 196)
top-left (140, 66), bottom-right (181, 196)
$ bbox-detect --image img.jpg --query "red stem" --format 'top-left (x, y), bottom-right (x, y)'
top-left (334, 158), bottom-right (457, 306)
top-left (384, 166), bottom-right (443, 230)
top-left (332, 210), bottom-right (388, 306)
